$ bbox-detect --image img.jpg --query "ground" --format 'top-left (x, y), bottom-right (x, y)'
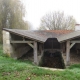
top-left (0, 44), bottom-right (80, 80)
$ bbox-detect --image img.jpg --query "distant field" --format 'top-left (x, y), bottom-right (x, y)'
top-left (0, 44), bottom-right (80, 80)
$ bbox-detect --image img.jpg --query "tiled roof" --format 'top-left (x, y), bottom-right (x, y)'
top-left (3, 28), bottom-right (74, 43)
top-left (57, 30), bottom-right (80, 42)
top-left (45, 30), bottom-right (73, 35)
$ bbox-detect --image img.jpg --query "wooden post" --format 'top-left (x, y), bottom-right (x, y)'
top-left (38, 43), bottom-right (43, 63)
top-left (66, 40), bottom-right (70, 66)
top-left (33, 41), bottom-right (38, 65)
top-left (40, 44), bottom-right (44, 57)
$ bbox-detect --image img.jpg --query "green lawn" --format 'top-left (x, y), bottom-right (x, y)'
top-left (0, 44), bottom-right (80, 80)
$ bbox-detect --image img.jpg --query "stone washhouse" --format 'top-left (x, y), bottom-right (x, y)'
top-left (3, 25), bottom-right (80, 68)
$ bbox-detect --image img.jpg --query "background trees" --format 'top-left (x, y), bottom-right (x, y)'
top-left (39, 12), bottom-right (76, 30)
top-left (0, 0), bottom-right (29, 43)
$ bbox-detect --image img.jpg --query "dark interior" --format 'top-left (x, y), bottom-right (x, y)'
top-left (40, 38), bottom-right (65, 69)
top-left (44, 38), bottom-right (60, 49)
top-left (40, 51), bottom-right (65, 69)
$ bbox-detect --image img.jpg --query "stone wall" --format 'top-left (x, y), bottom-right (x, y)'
top-left (3, 30), bottom-right (31, 59)
top-left (3, 30), bottom-right (13, 57)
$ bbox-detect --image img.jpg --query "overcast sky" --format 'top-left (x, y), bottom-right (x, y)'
top-left (21, 0), bottom-right (80, 30)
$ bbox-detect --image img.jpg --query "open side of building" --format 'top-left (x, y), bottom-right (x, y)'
top-left (3, 28), bottom-right (80, 68)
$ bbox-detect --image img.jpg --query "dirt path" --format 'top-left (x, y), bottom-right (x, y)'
top-left (39, 67), bottom-right (64, 71)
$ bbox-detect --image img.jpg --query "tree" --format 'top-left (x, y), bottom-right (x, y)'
top-left (0, 0), bottom-right (28, 43)
top-left (39, 11), bottom-right (76, 30)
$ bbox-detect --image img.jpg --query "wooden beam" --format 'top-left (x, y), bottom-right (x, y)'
top-left (38, 44), bottom-right (44, 64)
top-left (40, 44), bottom-right (44, 56)
top-left (33, 41), bottom-right (38, 65)
top-left (44, 49), bottom-right (61, 52)
top-left (66, 40), bottom-right (70, 66)
top-left (10, 41), bottom-right (33, 43)
top-left (27, 43), bottom-right (34, 48)
top-left (71, 41), bottom-right (80, 43)
top-left (11, 40), bottom-right (34, 48)
top-left (39, 44), bottom-right (44, 58)
top-left (70, 43), bottom-right (75, 49)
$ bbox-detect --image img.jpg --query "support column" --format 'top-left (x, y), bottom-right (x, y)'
top-left (66, 40), bottom-right (70, 66)
top-left (3, 30), bottom-right (13, 57)
top-left (40, 44), bottom-right (44, 57)
top-left (33, 41), bottom-right (38, 65)
top-left (38, 43), bottom-right (44, 62)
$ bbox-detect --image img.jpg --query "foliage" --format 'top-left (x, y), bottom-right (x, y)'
top-left (0, 56), bottom-right (33, 72)
top-left (39, 11), bottom-right (76, 30)
top-left (68, 64), bottom-right (80, 69)
top-left (0, 44), bottom-right (80, 80)
top-left (31, 67), bottom-right (54, 76)
top-left (0, 44), bottom-right (3, 56)
top-left (0, 0), bottom-right (28, 43)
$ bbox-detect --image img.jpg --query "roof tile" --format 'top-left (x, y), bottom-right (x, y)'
top-left (45, 30), bottom-right (73, 34)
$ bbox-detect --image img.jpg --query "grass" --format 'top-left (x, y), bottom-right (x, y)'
top-left (0, 44), bottom-right (80, 80)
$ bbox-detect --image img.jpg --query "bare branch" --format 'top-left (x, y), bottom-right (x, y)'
top-left (39, 11), bottom-right (76, 30)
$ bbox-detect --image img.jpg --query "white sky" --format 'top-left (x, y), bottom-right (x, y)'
top-left (21, 0), bottom-right (80, 30)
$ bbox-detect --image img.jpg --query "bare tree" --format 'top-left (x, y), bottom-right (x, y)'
top-left (39, 12), bottom-right (76, 30)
